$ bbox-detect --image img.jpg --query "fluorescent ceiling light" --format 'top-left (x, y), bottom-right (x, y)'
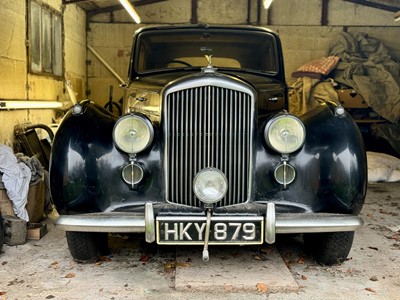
top-left (0, 101), bottom-right (62, 110)
top-left (119, 0), bottom-right (141, 23)
top-left (263, 0), bottom-right (274, 9)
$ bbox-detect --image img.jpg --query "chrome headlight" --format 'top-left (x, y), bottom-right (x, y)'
top-left (193, 168), bottom-right (228, 204)
top-left (264, 114), bottom-right (306, 154)
top-left (113, 114), bottom-right (154, 154)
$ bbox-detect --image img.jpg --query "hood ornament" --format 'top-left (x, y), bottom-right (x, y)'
top-left (202, 55), bottom-right (217, 74)
top-left (205, 55), bottom-right (212, 67)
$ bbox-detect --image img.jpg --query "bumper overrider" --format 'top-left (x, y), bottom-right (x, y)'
top-left (55, 202), bottom-right (363, 261)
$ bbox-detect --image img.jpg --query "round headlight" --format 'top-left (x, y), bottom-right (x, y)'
top-left (113, 114), bottom-right (154, 154)
top-left (193, 168), bottom-right (228, 204)
top-left (264, 114), bottom-right (305, 154)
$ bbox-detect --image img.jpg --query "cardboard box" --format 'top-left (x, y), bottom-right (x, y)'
top-left (0, 180), bottom-right (45, 223)
top-left (337, 89), bottom-right (369, 108)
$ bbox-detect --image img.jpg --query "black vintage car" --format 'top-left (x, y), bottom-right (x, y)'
top-left (50, 25), bottom-right (366, 265)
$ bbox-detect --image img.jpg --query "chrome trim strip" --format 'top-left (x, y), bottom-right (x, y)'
top-left (54, 213), bottom-right (145, 233)
top-left (145, 203), bottom-right (155, 243)
top-left (156, 216), bottom-right (264, 222)
top-left (275, 214), bottom-right (364, 233)
top-left (265, 202), bottom-right (276, 244)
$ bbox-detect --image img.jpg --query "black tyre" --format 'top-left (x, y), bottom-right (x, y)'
top-left (0, 213), bottom-right (4, 253)
top-left (66, 231), bottom-right (108, 263)
top-left (303, 231), bottom-right (355, 265)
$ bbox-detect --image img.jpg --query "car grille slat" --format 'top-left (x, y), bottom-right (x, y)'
top-left (165, 84), bottom-right (253, 207)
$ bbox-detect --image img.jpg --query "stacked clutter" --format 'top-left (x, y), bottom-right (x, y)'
top-left (0, 144), bottom-right (50, 246)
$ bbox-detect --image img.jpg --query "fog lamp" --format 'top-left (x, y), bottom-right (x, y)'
top-left (274, 162), bottom-right (296, 188)
top-left (113, 114), bottom-right (154, 154)
top-left (122, 162), bottom-right (144, 186)
top-left (264, 114), bottom-right (305, 154)
top-left (193, 168), bottom-right (228, 204)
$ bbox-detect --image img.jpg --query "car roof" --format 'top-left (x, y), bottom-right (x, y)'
top-left (133, 24), bottom-right (279, 37)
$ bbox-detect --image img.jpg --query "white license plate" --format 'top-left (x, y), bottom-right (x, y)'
top-left (156, 216), bottom-right (264, 245)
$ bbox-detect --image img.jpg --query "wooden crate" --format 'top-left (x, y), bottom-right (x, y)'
top-left (26, 223), bottom-right (47, 240)
top-left (0, 180), bottom-right (45, 222)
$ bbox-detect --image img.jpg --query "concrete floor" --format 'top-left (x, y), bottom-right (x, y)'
top-left (0, 182), bottom-right (399, 299)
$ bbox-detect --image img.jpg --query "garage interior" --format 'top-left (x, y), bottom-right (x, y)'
top-left (0, 0), bottom-right (400, 299)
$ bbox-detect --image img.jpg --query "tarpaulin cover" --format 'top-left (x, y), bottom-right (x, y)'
top-left (289, 77), bottom-right (339, 116)
top-left (329, 32), bottom-right (400, 123)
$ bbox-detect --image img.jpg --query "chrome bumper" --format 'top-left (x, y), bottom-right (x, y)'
top-left (54, 202), bottom-right (363, 244)
top-left (55, 203), bottom-right (156, 242)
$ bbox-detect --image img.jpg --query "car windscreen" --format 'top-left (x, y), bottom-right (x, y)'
top-left (134, 28), bottom-right (279, 74)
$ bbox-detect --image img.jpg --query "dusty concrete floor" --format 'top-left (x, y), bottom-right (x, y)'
top-left (0, 182), bottom-right (399, 300)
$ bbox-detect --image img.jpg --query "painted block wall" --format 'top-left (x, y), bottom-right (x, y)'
top-left (87, 23), bottom-right (141, 107)
top-left (64, 4), bottom-right (87, 101)
top-left (0, 0), bottom-right (27, 102)
top-left (87, 0), bottom-right (399, 105)
top-left (0, 0), bottom-right (86, 146)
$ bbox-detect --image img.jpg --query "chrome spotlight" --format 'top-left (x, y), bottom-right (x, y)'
top-left (193, 168), bottom-right (228, 204)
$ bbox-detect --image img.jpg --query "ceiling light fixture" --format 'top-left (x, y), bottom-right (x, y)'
top-left (263, 0), bottom-right (274, 9)
top-left (0, 100), bottom-right (62, 110)
top-left (118, 0), bottom-right (141, 23)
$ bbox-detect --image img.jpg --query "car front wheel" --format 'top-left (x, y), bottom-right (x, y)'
top-left (66, 231), bottom-right (109, 263)
top-left (303, 231), bottom-right (355, 265)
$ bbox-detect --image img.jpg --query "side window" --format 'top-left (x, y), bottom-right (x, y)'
top-left (29, 1), bottom-right (63, 77)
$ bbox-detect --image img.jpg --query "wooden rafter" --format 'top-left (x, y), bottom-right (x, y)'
top-left (343, 0), bottom-right (400, 12)
top-left (62, 0), bottom-right (87, 4)
top-left (321, 0), bottom-right (329, 25)
top-left (63, 0), bottom-right (168, 12)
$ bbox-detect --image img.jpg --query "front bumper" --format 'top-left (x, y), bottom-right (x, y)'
top-left (54, 202), bottom-right (363, 244)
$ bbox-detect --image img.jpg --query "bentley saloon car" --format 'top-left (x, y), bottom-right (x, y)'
top-left (50, 25), bottom-right (367, 265)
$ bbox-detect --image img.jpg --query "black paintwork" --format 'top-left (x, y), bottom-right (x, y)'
top-left (50, 25), bottom-right (366, 218)
top-left (50, 102), bottom-right (165, 214)
top-left (50, 91), bottom-right (366, 216)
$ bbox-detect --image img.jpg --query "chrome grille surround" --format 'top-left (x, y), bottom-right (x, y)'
top-left (163, 73), bottom-right (255, 207)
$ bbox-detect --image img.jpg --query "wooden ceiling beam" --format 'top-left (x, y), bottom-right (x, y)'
top-left (343, 0), bottom-right (399, 13)
top-left (62, 0), bottom-right (88, 4)
top-left (321, 0), bottom-right (329, 25)
top-left (85, 0), bottom-right (167, 16)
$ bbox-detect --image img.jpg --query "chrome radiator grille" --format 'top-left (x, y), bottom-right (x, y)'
top-left (164, 83), bottom-right (254, 207)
